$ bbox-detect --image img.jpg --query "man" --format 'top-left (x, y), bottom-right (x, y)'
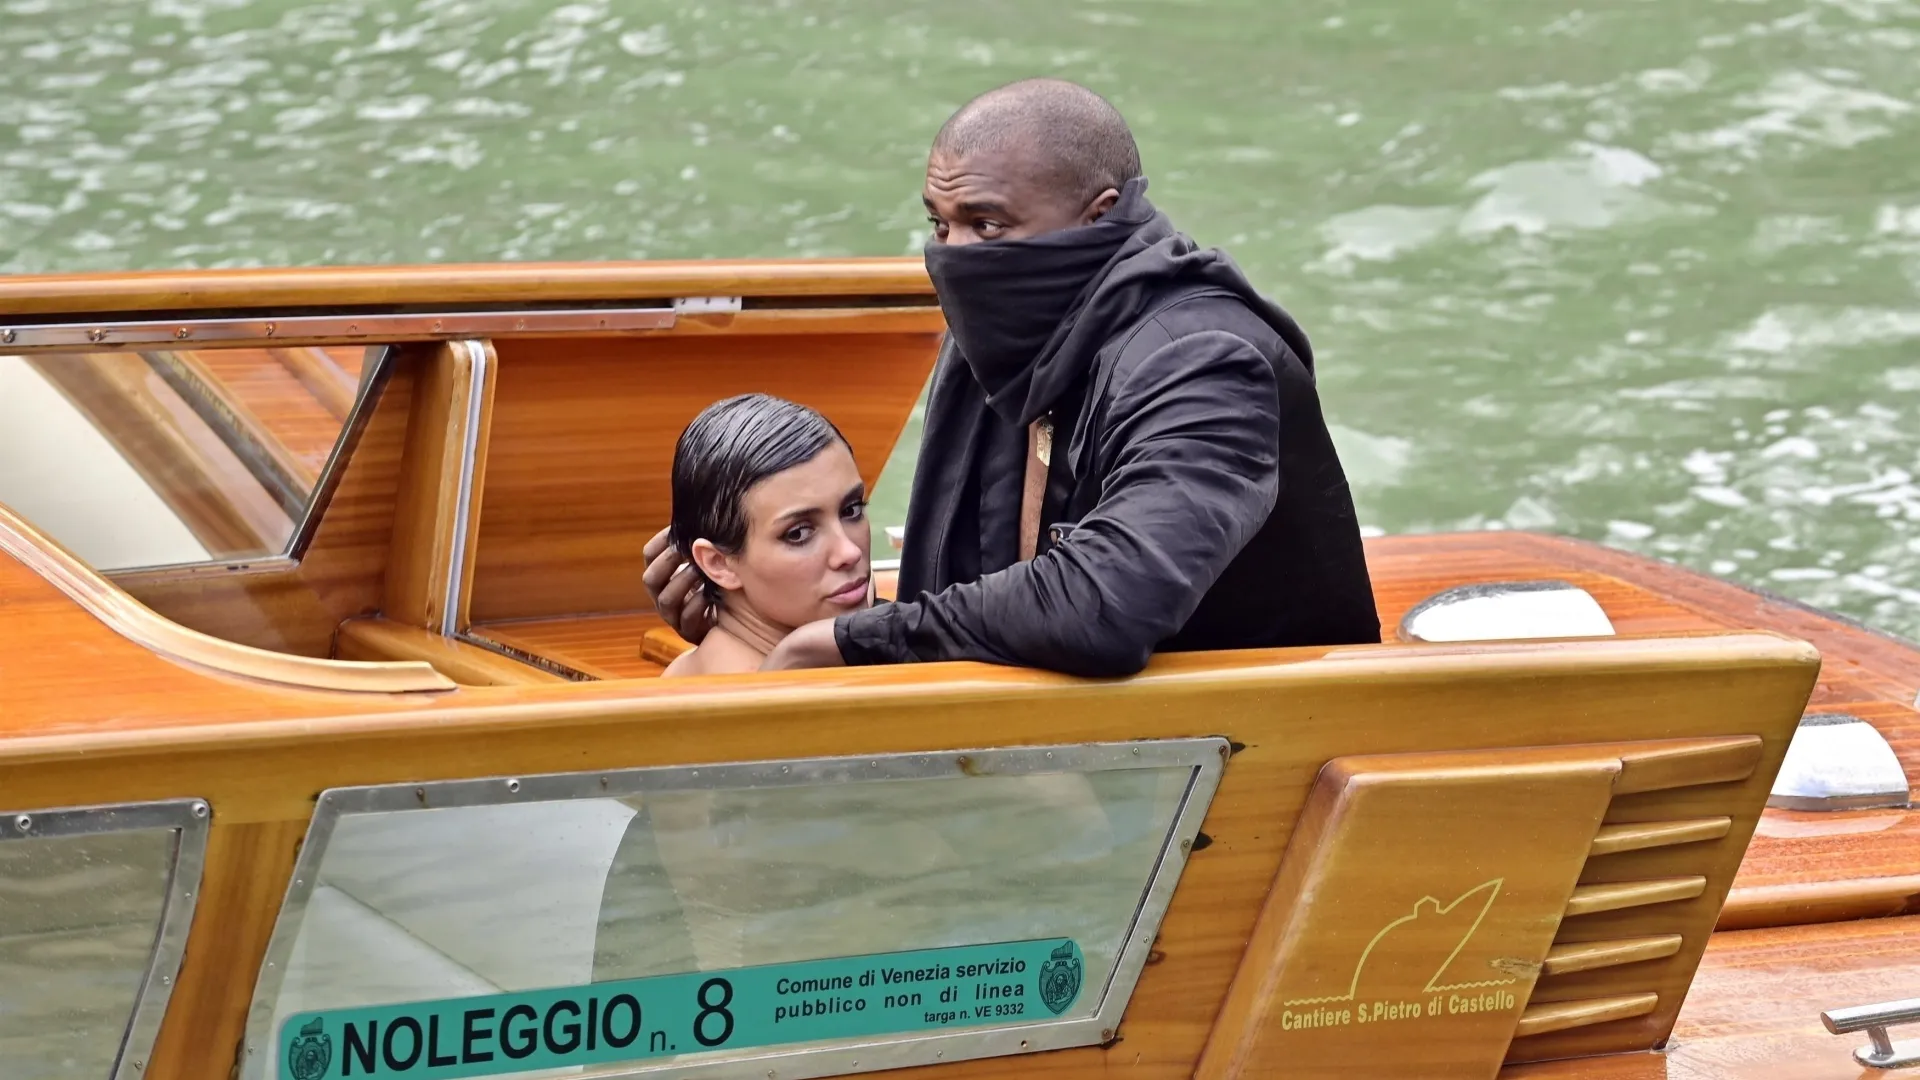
top-left (646, 77), bottom-right (1380, 676)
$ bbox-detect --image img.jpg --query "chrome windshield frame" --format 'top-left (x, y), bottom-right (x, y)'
top-left (0, 797), bottom-right (212, 1080)
top-left (240, 738), bottom-right (1228, 1080)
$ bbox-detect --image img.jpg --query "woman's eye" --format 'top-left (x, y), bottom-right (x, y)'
top-left (841, 500), bottom-right (867, 522)
top-left (782, 524), bottom-right (815, 545)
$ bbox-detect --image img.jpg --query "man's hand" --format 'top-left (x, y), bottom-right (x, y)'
top-left (642, 526), bottom-right (713, 644)
top-left (759, 618), bottom-right (847, 671)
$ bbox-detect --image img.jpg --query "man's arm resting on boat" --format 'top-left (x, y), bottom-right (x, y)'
top-left (827, 331), bottom-right (1282, 677)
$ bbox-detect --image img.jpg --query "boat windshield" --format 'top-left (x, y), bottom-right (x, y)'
top-left (0, 347), bottom-right (372, 571)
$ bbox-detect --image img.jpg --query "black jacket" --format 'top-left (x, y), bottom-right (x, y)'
top-left (835, 184), bottom-right (1380, 676)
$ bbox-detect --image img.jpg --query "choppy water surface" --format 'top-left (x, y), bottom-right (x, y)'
top-left (4, 0), bottom-right (1919, 634)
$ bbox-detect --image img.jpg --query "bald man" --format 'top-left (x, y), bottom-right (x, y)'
top-left (647, 78), bottom-right (1380, 676)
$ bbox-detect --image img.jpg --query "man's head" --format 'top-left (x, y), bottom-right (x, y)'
top-left (924, 78), bottom-right (1142, 246)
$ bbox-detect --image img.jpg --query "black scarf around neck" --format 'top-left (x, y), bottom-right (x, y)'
top-left (901, 178), bottom-right (1168, 594)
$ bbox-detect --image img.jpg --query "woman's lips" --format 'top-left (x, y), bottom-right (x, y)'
top-left (827, 577), bottom-right (871, 606)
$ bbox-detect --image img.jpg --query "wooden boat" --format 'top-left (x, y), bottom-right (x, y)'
top-left (0, 260), bottom-right (1914, 1080)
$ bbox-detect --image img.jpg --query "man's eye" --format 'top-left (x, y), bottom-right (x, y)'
top-left (976, 220), bottom-right (1005, 236)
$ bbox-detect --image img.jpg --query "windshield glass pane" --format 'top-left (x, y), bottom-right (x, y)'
top-left (0, 347), bottom-right (367, 570)
top-left (0, 827), bottom-right (178, 1079)
top-left (247, 746), bottom-right (1219, 1080)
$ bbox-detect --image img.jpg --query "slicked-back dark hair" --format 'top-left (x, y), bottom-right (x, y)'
top-left (669, 394), bottom-right (848, 603)
top-left (933, 78), bottom-right (1142, 205)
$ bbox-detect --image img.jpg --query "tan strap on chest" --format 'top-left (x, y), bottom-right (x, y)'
top-left (1019, 416), bottom-right (1054, 563)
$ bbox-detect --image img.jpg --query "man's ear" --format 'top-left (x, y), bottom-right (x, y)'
top-left (689, 539), bottom-right (742, 592)
top-left (1080, 187), bottom-right (1121, 225)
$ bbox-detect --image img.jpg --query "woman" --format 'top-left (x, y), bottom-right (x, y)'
top-left (598, 394), bottom-right (877, 977)
top-left (597, 395), bottom-right (1119, 982)
top-left (661, 393), bottom-right (872, 677)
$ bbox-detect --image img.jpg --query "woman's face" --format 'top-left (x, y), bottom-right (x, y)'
top-left (695, 440), bottom-right (872, 629)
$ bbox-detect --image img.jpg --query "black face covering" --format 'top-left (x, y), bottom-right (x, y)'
top-left (923, 177), bottom-right (1158, 425)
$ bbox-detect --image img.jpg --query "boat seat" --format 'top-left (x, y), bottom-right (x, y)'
top-left (1768, 712), bottom-right (1910, 811)
top-left (1400, 579), bottom-right (1617, 642)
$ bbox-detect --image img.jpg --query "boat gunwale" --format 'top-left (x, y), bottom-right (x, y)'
top-left (0, 630), bottom-right (1819, 766)
top-left (0, 257), bottom-right (936, 318)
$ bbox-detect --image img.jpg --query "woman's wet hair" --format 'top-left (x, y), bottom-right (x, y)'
top-left (669, 393), bottom-right (849, 602)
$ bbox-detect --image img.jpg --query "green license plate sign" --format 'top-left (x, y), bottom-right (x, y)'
top-left (279, 938), bottom-right (1086, 1080)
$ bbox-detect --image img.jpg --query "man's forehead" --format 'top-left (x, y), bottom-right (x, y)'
top-left (923, 147), bottom-right (1051, 203)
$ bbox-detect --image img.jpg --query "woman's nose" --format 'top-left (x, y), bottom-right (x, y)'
top-left (826, 524), bottom-right (863, 569)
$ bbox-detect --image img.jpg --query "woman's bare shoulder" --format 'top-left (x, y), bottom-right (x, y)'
top-left (660, 629), bottom-right (763, 678)
top-left (662, 649), bottom-right (702, 677)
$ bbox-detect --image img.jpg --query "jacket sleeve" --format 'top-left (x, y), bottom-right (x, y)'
top-left (834, 328), bottom-right (1281, 677)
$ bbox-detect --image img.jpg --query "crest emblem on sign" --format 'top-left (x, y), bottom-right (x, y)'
top-left (1038, 942), bottom-right (1083, 1015)
top-left (288, 1017), bottom-right (333, 1080)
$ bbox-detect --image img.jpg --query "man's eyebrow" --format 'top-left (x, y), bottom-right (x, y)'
top-left (922, 194), bottom-right (1013, 217)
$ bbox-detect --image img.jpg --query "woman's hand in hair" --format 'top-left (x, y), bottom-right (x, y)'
top-left (643, 526), bottom-right (714, 644)
top-left (759, 618), bottom-right (847, 672)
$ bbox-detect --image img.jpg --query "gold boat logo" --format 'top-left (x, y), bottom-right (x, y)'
top-left (1278, 878), bottom-right (1520, 1031)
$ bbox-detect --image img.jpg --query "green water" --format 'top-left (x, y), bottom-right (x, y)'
top-left (4, 0), bottom-right (1919, 634)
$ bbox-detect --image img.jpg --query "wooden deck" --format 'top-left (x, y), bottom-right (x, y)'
top-left (1365, 531), bottom-right (1920, 931)
top-left (1503, 914), bottom-right (1920, 1079)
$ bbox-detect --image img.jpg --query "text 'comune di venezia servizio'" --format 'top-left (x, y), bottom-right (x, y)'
top-left (277, 938), bottom-right (1089, 1080)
